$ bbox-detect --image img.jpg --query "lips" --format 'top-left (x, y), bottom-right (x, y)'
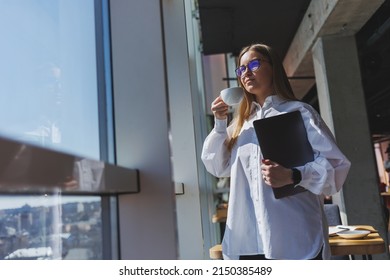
top-left (244, 79), bottom-right (255, 86)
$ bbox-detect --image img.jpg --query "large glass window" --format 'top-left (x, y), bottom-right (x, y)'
top-left (0, 0), bottom-right (115, 260)
top-left (0, 0), bottom-right (100, 160)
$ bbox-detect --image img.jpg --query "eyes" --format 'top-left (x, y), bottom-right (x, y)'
top-left (235, 58), bottom-right (269, 77)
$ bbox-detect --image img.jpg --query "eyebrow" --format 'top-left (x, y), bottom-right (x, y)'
top-left (239, 58), bottom-right (263, 66)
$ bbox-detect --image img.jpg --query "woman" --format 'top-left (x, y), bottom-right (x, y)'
top-left (201, 43), bottom-right (351, 260)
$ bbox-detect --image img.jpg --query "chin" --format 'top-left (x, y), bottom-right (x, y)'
top-left (245, 86), bottom-right (257, 94)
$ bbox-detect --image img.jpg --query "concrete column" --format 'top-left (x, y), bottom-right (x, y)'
top-left (312, 35), bottom-right (389, 259)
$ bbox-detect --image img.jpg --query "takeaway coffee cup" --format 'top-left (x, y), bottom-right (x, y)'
top-left (220, 87), bottom-right (244, 106)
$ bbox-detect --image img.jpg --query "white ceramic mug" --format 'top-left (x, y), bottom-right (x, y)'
top-left (220, 87), bottom-right (244, 106)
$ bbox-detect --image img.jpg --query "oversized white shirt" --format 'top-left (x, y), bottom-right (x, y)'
top-left (201, 95), bottom-right (351, 260)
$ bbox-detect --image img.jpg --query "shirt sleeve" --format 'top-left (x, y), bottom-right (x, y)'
top-left (201, 118), bottom-right (232, 178)
top-left (297, 105), bottom-right (351, 196)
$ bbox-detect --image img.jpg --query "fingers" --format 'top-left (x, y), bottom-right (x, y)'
top-left (261, 159), bottom-right (278, 184)
top-left (211, 96), bottom-right (229, 119)
top-left (261, 159), bottom-right (275, 165)
top-left (261, 159), bottom-right (274, 176)
top-left (261, 160), bottom-right (291, 187)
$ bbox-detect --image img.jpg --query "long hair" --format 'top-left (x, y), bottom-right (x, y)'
top-left (227, 43), bottom-right (298, 150)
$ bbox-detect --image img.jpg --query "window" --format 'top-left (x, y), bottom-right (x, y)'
top-left (0, 0), bottom-right (100, 159)
top-left (0, 0), bottom-right (116, 260)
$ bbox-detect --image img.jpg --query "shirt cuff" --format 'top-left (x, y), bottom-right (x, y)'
top-left (214, 118), bottom-right (228, 133)
top-left (295, 166), bottom-right (306, 187)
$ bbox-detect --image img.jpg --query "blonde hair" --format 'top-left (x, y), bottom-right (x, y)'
top-left (227, 43), bottom-right (298, 150)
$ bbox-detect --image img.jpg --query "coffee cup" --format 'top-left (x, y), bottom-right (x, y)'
top-left (220, 87), bottom-right (244, 106)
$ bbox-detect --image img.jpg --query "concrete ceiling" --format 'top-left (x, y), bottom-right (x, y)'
top-left (198, 0), bottom-right (311, 57)
top-left (197, 0), bottom-right (390, 137)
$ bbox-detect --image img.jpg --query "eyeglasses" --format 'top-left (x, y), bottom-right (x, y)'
top-left (235, 58), bottom-right (268, 77)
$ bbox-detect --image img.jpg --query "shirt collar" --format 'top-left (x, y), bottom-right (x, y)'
top-left (250, 95), bottom-right (285, 114)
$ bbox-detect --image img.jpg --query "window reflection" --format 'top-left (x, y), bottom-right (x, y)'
top-left (0, 0), bottom-right (100, 160)
top-left (0, 195), bottom-right (102, 260)
top-left (0, 0), bottom-right (112, 261)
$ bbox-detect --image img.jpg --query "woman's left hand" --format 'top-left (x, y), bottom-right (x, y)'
top-left (261, 159), bottom-right (293, 188)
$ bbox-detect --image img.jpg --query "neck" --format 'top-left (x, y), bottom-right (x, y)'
top-left (254, 91), bottom-right (274, 106)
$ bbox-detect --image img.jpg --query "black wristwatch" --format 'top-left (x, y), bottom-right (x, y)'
top-left (291, 168), bottom-right (302, 185)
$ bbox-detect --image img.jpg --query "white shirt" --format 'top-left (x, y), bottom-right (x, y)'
top-left (201, 95), bottom-right (351, 260)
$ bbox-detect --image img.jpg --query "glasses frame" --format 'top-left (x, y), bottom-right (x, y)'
top-left (235, 58), bottom-right (269, 77)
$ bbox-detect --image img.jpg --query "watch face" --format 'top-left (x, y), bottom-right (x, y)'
top-left (292, 168), bottom-right (302, 184)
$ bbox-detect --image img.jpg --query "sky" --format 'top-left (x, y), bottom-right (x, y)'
top-left (0, 1), bottom-right (104, 212)
top-left (0, 0), bottom-right (100, 160)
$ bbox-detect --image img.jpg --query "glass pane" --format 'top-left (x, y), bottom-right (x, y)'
top-left (0, 0), bottom-right (109, 260)
top-left (0, 0), bottom-right (100, 160)
top-left (0, 195), bottom-right (102, 260)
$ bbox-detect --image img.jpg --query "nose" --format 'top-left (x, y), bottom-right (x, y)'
top-left (241, 67), bottom-right (253, 78)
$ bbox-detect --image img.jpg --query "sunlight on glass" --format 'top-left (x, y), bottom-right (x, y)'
top-left (0, 0), bottom-right (100, 160)
top-left (0, 0), bottom-right (104, 260)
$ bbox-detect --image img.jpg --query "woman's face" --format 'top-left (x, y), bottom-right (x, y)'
top-left (238, 50), bottom-right (273, 102)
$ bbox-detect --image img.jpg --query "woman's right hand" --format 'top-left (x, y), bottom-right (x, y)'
top-left (211, 96), bottom-right (229, 120)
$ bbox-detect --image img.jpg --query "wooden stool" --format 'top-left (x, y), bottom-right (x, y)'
top-left (209, 244), bottom-right (223, 259)
top-left (210, 204), bottom-right (227, 259)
